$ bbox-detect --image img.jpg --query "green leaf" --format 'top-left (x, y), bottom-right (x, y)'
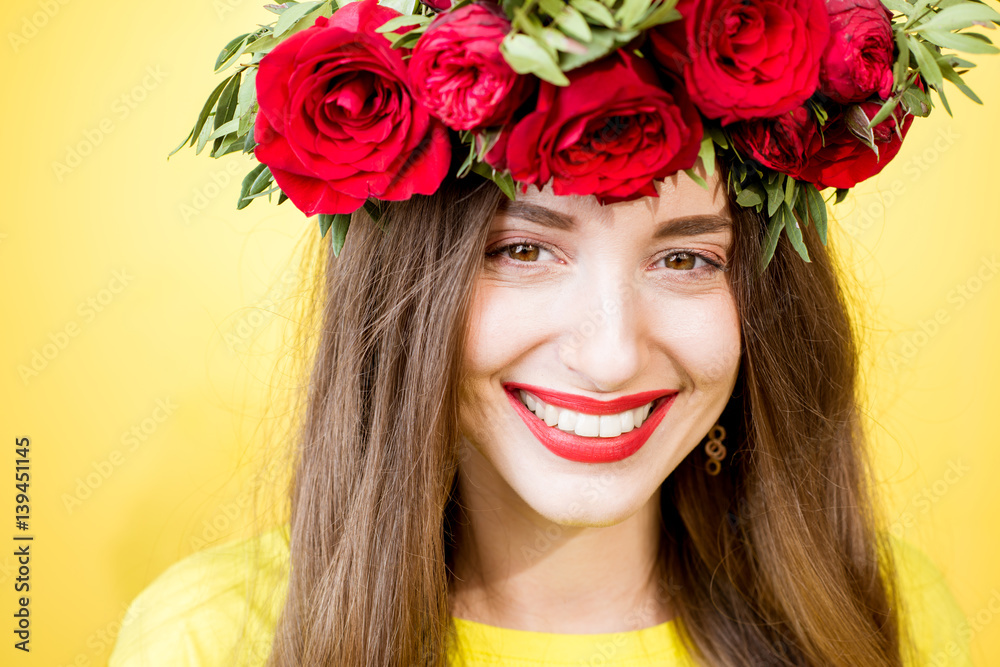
top-left (697, 134), bottom-right (715, 177)
top-left (919, 28), bottom-right (998, 54)
top-left (879, 0), bottom-right (913, 15)
top-left (634, 1), bottom-right (681, 31)
top-left (781, 204), bottom-right (810, 262)
top-left (196, 114), bottom-right (219, 155)
top-left (760, 211), bottom-right (785, 273)
top-left (495, 172), bottom-right (517, 201)
top-left (215, 33), bottom-right (252, 72)
top-left (803, 183), bottom-right (828, 244)
top-left (470, 162), bottom-right (518, 200)
top-left (173, 75), bottom-right (234, 158)
top-left (237, 163), bottom-right (269, 210)
top-left (684, 168), bottom-right (708, 189)
top-left (375, 14), bottom-right (431, 33)
top-left (273, 1), bottom-right (323, 39)
top-left (706, 124), bottom-right (729, 150)
top-left (834, 187), bottom-right (850, 205)
top-left (937, 57), bottom-right (984, 103)
top-left (248, 165), bottom-right (273, 197)
top-left (501, 33), bottom-right (570, 86)
top-left (330, 213), bottom-right (352, 257)
top-left (206, 118), bottom-right (240, 142)
top-left (212, 135), bottom-right (247, 158)
top-left (914, 3), bottom-right (1000, 33)
top-left (783, 174), bottom-right (797, 209)
top-left (845, 104), bottom-right (878, 155)
top-left (569, 0), bottom-right (616, 27)
top-left (868, 95), bottom-right (900, 128)
top-left (538, 0), bottom-right (568, 18)
top-left (893, 30), bottom-right (910, 91)
top-left (237, 67), bottom-right (258, 119)
top-left (616, 0), bottom-right (654, 27)
top-left (735, 186), bottom-right (763, 208)
top-left (553, 5), bottom-right (592, 42)
top-left (243, 184), bottom-right (282, 200)
top-left (214, 71), bottom-right (242, 132)
top-left (542, 26), bottom-right (588, 54)
top-left (243, 130), bottom-right (258, 154)
top-left (762, 173), bottom-right (784, 217)
top-left (318, 213), bottom-right (334, 239)
top-left (362, 199), bottom-right (383, 225)
top-left (900, 85), bottom-right (932, 115)
top-left (909, 36), bottom-right (944, 91)
top-left (209, 72), bottom-right (243, 154)
top-left (558, 27), bottom-right (617, 70)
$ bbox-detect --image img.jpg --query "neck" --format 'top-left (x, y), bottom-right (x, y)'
top-left (448, 441), bottom-right (675, 634)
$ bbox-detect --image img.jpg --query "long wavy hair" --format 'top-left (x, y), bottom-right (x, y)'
top-left (260, 169), bottom-right (909, 666)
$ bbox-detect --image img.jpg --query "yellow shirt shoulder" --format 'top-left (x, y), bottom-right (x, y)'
top-left (108, 525), bottom-right (973, 666)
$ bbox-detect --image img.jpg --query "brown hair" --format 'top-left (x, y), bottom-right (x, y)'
top-left (262, 171), bottom-right (909, 666)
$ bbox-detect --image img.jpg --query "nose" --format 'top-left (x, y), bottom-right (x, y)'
top-left (557, 272), bottom-right (648, 392)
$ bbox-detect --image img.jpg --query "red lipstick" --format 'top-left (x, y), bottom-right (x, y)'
top-left (503, 383), bottom-right (678, 463)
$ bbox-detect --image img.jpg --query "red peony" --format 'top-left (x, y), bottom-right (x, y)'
top-left (731, 105), bottom-right (819, 176)
top-left (818, 0), bottom-right (895, 104)
top-left (409, 3), bottom-right (533, 131)
top-left (487, 50), bottom-right (703, 203)
top-left (797, 101), bottom-right (913, 189)
top-left (649, 0), bottom-right (831, 124)
top-left (253, 0), bottom-right (451, 216)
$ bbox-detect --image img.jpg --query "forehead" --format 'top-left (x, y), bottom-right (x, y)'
top-left (506, 171), bottom-right (730, 225)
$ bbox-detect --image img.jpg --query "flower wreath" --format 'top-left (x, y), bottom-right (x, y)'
top-left (172, 0), bottom-right (999, 269)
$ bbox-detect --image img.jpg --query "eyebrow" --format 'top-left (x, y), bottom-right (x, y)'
top-left (497, 201), bottom-right (732, 239)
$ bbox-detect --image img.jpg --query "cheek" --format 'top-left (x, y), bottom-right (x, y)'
top-left (462, 281), bottom-right (552, 377)
top-left (648, 289), bottom-right (742, 389)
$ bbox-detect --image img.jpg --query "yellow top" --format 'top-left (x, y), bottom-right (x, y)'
top-left (108, 523), bottom-right (973, 666)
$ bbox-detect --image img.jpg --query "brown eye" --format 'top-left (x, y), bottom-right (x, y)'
top-left (506, 244), bottom-right (540, 262)
top-left (664, 252), bottom-right (698, 270)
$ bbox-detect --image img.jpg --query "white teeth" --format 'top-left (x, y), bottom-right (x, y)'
top-left (516, 391), bottom-right (656, 438)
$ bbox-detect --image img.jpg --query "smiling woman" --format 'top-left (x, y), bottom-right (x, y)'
top-left (110, 166), bottom-right (969, 667)
top-left (107, 0), bottom-right (995, 662)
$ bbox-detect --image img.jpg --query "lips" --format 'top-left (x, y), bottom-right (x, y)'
top-left (503, 384), bottom-right (678, 463)
top-left (505, 382), bottom-right (672, 414)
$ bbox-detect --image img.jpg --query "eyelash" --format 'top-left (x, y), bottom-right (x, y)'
top-left (485, 239), bottom-right (726, 277)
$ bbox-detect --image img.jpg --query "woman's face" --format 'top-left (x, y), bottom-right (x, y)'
top-left (458, 171), bottom-right (741, 525)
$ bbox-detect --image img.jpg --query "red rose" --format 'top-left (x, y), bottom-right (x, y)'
top-left (818, 0), bottom-right (895, 104)
top-left (253, 0), bottom-right (451, 216)
top-left (420, 0), bottom-right (453, 10)
top-left (797, 101), bottom-right (912, 189)
top-left (489, 50), bottom-right (703, 203)
top-left (650, 0), bottom-right (830, 124)
top-left (410, 3), bottom-right (533, 131)
top-left (731, 105), bottom-right (819, 176)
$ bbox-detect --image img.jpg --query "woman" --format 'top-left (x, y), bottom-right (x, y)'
top-left (110, 0), bottom-right (988, 663)
top-left (109, 165), bottom-right (969, 666)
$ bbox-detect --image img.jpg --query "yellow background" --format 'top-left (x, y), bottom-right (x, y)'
top-left (0, 1), bottom-right (998, 664)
